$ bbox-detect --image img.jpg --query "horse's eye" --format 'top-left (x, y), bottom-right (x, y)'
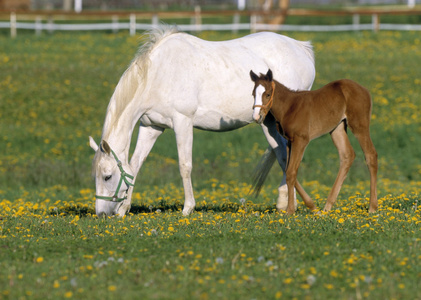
top-left (266, 93), bottom-right (271, 98)
top-left (105, 175), bottom-right (112, 182)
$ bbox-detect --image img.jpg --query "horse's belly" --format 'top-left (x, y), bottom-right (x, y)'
top-left (191, 97), bottom-right (253, 131)
top-left (193, 111), bottom-right (251, 131)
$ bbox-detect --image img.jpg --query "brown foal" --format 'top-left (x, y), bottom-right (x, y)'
top-left (250, 69), bottom-right (378, 215)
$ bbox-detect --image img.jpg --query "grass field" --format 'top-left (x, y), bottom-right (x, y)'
top-left (0, 30), bottom-right (420, 299)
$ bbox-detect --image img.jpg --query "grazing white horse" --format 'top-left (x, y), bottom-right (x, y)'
top-left (89, 26), bottom-right (315, 217)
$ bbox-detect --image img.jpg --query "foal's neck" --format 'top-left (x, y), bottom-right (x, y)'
top-left (271, 80), bottom-right (297, 116)
top-left (274, 80), bottom-right (295, 95)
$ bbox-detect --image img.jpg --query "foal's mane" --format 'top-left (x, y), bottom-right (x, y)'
top-left (102, 25), bottom-right (179, 139)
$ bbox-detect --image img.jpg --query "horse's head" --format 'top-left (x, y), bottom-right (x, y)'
top-left (250, 69), bottom-right (275, 124)
top-left (89, 136), bottom-right (134, 217)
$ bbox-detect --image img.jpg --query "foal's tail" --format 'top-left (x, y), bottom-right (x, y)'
top-left (250, 147), bottom-right (277, 197)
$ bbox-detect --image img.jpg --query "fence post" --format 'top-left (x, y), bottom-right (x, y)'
top-left (10, 12), bottom-right (17, 38)
top-left (194, 5), bottom-right (202, 32)
top-left (152, 14), bottom-right (159, 28)
top-left (35, 16), bottom-right (42, 35)
top-left (250, 14), bottom-right (257, 33)
top-left (352, 14), bottom-right (360, 31)
top-left (130, 14), bottom-right (136, 36)
top-left (232, 12), bottom-right (240, 34)
top-left (47, 16), bottom-right (54, 34)
top-left (112, 15), bottom-right (119, 33)
top-left (372, 14), bottom-right (379, 32)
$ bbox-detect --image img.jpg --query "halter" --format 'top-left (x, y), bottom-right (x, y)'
top-left (253, 81), bottom-right (276, 115)
top-left (95, 147), bottom-right (134, 203)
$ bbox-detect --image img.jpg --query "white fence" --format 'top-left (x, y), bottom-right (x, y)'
top-left (1, 9), bottom-right (421, 37)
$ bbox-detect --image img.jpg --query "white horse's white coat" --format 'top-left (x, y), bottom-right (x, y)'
top-left (90, 26), bottom-right (315, 217)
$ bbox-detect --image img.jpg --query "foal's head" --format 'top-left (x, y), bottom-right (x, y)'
top-left (250, 69), bottom-right (275, 124)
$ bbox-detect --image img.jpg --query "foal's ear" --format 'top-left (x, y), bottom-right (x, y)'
top-left (250, 70), bottom-right (259, 82)
top-left (265, 69), bottom-right (273, 82)
top-left (100, 140), bottom-right (111, 155)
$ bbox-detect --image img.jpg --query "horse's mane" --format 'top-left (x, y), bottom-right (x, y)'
top-left (101, 25), bottom-right (179, 140)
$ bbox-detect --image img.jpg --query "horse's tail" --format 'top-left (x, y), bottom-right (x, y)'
top-left (298, 40), bottom-right (315, 67)
top-left (250, 146), bottom-right (277, 197)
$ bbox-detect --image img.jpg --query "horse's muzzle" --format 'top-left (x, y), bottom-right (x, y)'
top-left (95, 199), bottom-right (121, 217)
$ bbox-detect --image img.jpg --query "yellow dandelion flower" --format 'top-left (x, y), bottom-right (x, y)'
top-left (330, 270), bottom-right (338, 278)
top-left (108, 285), bottom-right (117, 292)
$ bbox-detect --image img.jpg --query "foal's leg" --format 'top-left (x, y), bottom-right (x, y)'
top-left (286, 140), bottom-right (316, 211)
top-left (324, 122), bottom-right (356, 212)
top-left (352, 129), bottom-right (378, 212)
top-left (285, 138), bottom-right (309, 215)
top-left (261, 114), bottom-right (297, 211)
top-left (294, 181), bottom-right (317, 211)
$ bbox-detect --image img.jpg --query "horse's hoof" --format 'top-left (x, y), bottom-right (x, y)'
top-left (182, 206), bottom-right (195, 216)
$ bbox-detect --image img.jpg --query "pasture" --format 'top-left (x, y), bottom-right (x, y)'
top-left (0, 30), bottom-right (420, 299)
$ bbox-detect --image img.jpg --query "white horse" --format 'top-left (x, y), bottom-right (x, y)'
top-left (89, 26), bottom-right (315, 217)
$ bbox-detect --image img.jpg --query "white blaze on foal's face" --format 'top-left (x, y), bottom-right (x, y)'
top-left (253, 84), bottom-right (266, 122)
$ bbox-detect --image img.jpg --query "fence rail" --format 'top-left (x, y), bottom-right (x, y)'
top-left (1, 8), bottom-right (421, 37)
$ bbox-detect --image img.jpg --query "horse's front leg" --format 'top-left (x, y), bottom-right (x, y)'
top-left (261, 114), bottom-right (297, 211)
top-left (116, 124), bottom-right (164, 216)
top-left (173, 114), bottom-right (195, 216)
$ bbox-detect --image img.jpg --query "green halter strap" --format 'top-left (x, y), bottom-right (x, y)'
top-left (95, 148), bottom-right (134, 203)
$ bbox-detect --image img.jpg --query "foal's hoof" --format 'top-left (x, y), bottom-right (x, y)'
top-left (285, 209), bottom-right (295, 215)
top-left (182, 205), bottom-right (195, 216)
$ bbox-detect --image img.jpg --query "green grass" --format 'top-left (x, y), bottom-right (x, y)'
top-left (0, 30), bottom-right (420, 299)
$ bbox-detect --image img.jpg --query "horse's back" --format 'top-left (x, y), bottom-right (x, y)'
top-left (149, 31), bottom-right (315, 90)
top-left (140, 29), bottom-right (316, 131)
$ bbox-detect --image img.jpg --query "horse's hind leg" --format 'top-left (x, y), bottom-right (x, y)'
top-left (324, 122), bottom-right (356, 212)
top-left (352, 128), bottom-right (378, 212)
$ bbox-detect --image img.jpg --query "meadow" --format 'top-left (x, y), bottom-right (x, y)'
top-left (0, 29), bottom-right (420, 299)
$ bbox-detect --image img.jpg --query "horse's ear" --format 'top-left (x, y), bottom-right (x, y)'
top-left (89, 136), bottom-right (99, 152)
top-left (250, 70), bottom-right (259, 82)
top-left (266, 69), bottom-right (273, 82)
top-left (100, 140), bottom-right (111, 155)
